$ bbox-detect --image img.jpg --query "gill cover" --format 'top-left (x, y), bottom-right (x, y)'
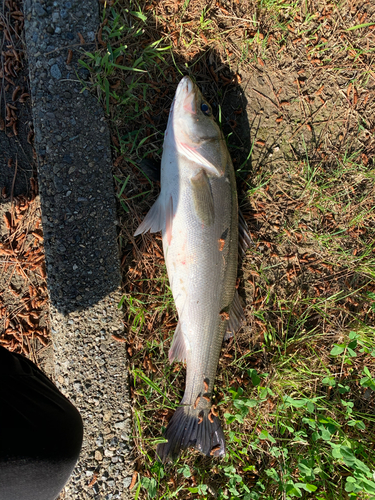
top-left (173, 77), bottom-right (228, 178)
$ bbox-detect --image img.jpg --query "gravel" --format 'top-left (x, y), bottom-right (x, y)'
top-left (23, 0), bottom-right (133, 497)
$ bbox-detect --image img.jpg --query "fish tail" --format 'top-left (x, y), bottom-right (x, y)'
top-left (156, 406), bottom-right (225, 463)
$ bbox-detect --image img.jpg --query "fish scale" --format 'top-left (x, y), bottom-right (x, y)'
top-left (135, 76), bottom-right (243, 462)
top-left (169, 166), bottom-right (238, 405)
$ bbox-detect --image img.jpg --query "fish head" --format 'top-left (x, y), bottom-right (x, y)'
top-left (168, 76), bottom-right (228, 177)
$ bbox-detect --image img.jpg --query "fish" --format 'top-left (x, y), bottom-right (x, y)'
top-left (134, 76), bottom-right (245, 462)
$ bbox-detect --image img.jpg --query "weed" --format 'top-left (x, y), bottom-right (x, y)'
top-left (79, 0), bottom-right (375, 498)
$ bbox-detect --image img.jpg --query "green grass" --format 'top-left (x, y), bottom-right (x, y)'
top-left (125, 144), bottom-right (375, 499)
top-left (131, 325), bottom-right (375, 499)
top-left (78, 0), bottom-right (375, 498)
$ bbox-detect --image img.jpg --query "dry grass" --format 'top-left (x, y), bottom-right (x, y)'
top-left (0, 181), bottom-right (50, 363)
top-left (1, 0), bottom-right (372, 497)
top-left (82, 0), bottom-right (375, 498)
top-left (0, 0), bottom-right (48, 362)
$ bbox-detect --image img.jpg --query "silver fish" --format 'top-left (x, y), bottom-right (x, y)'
top-left (134, 76), bottom-right (244, 462)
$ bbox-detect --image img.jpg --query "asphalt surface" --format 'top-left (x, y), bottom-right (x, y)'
top-left (1, 0), bottom-right (134, 497)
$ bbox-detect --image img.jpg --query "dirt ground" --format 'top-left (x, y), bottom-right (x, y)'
top-left (0, 196), bottom-right (52, 372)
top-left (2, 0), bottom-right (375, 496)
top-left (113, 0), bottom-right (375, 376)
top-left (0, 0), bottom-right (52, 371)
top-left (102, 0), bottom-right (375, 496)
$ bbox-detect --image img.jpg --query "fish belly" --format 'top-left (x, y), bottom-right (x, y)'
top-left (162, 163), bottom-right (237, 402)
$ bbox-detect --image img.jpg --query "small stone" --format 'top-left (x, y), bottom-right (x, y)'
top-left (55, 26), bottom-right (61, 34)
top-left (95, 450), bottom-right (103, 461)
top-left (73, 264), bottom-right (78, 271)
top-left (73, 382), bottom-right (82, 392)
top-left (103, 411), bottom-right (112, 422)
top-left (34, 3), bottom-right (47, 16)
top-left (364, 388), bottom-right (372, 400)
top-left (123, 477), bottom-right (132, 488)
top-left (50, 64), bottom-right (62, 79)
top-left (63, 154), bottom-right (73, 164)
top-left (66, 190), bottom-right (72, 197)
top-left (77, 68), bottom-right (90, 81)
top-left (52, 11), bottom-right (59, 22)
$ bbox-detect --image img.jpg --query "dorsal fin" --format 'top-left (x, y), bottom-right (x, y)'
top-left (239, 209), bottom-right (253, 257)
top-left (225, 290), bottom-right (245, 340)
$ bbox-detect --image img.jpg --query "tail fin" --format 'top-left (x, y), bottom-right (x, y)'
top-left (156, 406), bottom-right (225, 463)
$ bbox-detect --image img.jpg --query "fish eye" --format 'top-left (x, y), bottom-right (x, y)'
top-left (201, 102), bottom-right (211, 116)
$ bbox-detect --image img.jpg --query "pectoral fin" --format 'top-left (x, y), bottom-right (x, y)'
top-left (190, 169), bottom-right (215, 227)
top-left (179, 142), bottom-right (224, 177)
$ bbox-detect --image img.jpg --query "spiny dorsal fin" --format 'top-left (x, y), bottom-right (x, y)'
top-left (239, 209), bottom-right (253, 257)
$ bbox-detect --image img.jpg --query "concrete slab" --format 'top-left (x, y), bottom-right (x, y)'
top-left (23, 0), bottom-right (133, 497)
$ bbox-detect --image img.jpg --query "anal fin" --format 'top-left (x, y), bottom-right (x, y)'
top-left (168, 322), bottom-right (187, 363)
top-left (165, 196), bottom-right (173, 245)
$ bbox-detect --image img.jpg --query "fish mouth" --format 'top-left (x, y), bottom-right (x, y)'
top-left (175, 76), bottom-right (197, 115)
top-left (165, 76), bottom-right (196, 136)
top-left (175, 76), bottom-right (194, 98)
